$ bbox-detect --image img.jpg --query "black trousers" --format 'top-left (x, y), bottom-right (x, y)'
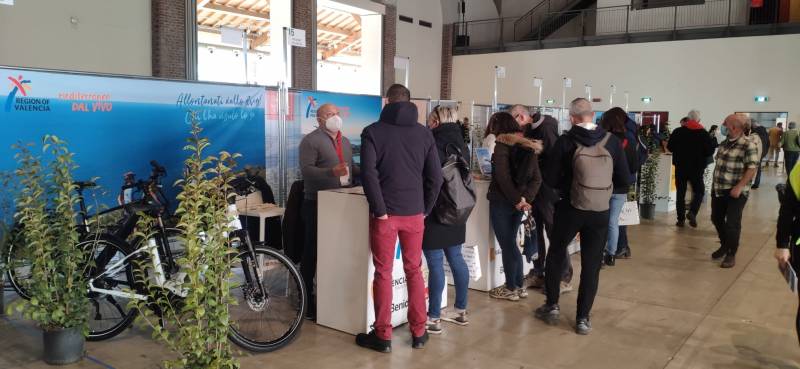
top-left (532, 200), bottom-right (573, 282)
top-left (545, 200), bottom-right (609, 319)
top-left (710, 191), bottom-right (748, 256)
top-left (675, 169), bottom-right (705, 221)
top-left (300, 199), bottom-right (318, 308)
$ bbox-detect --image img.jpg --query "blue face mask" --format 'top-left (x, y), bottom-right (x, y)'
top-left (720, 126), bottom-right (728, 136)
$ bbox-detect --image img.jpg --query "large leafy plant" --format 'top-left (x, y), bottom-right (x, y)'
top-left (131, 114), bottom-right (239, 369)
top-left (12, 136), bottom-right (89, 330)
top-left (639, 132), bottom-right (661, 205)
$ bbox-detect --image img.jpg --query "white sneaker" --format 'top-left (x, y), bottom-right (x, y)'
top-left (517, 288), bottom-right (529, 298)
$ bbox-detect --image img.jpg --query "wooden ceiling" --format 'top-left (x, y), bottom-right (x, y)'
top-left (197, 0), bottom-right (271, 49)
top-left (317, 6), bottom-right (362, 61)
top-left (197, 0), bottom-right (364, 59)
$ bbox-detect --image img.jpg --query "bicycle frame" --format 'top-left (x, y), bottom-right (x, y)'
top-left (87, 204), bottom-right (269, 304)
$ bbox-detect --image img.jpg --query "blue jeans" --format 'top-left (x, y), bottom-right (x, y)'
top-left (489, 200), bottom-right (524, 290)
top-left (606, 194), bottom-right (627, 255)
top-left (424, 245), bottom-right (469, 319)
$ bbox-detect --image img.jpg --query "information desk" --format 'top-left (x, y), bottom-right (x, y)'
top-left (316, 187), bottom-right (446, 335)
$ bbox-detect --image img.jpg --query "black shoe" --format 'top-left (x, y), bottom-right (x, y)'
top-left (751, 185), bottom-right (759, 189)
top-left (534, 304), bottom-right (560, 326)
top-left (304, 302), bottom-right (317, 321)
top-left (711, 247), bottom-right (726, 260)
top-left (356, 331), bottom-right (392, 353)
top-left (411, 331), bottom-right (429, 349)
top-left (615, 247), bottom-right (631, 259)
top-left (575, 317), bottom-right (592, 335)
top-left (604, 254), bottom-right (615, 267)
top-left (721, 254), bottom-right (736, 268)
top-left (676, 220), bottom-right (685, 227)
top-left (687, 212), bottom-right (698, 228)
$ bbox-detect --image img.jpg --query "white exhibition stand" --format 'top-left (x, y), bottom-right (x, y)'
top-left (316, 187), bottom-right (446, 336)
top-left (655, 154), bottom-right (677, 213)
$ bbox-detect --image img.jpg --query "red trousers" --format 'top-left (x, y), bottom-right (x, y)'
top-left (369, 214), bottom-right (426, 340)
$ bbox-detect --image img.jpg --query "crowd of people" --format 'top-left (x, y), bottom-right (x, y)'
top-left (298, 82), bottom-right (797, 352)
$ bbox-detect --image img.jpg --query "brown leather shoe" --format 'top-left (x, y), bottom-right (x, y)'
top-left (721, 254), bottom-right (736, 268)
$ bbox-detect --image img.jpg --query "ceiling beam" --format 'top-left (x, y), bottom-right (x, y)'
top-left (317, 24), bottom-right (352, 37)
top-left (250, 32), bottom-right (270, 49)
top-left (202, 2), bottom-right (270, 21)
top-left (197, 0), bottom-right (212, 8)
top-left (322, 31), bottom-right (361, 60)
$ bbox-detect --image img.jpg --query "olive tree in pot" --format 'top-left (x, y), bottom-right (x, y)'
top-left (11, 137), bottom-right (90, 365)
top-left (639, 146), bottom-right (660, 220)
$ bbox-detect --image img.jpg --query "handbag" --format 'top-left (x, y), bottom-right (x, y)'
top-left (619, 201), bottom-right (641, 226)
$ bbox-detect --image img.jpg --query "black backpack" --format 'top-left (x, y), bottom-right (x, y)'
top-left (433, 145), bottom-right (476, 226)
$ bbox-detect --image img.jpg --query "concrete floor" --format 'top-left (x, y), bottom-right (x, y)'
top-left (2, 167), bottom-right (800, 369)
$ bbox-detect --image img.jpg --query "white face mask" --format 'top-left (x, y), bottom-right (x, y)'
top-left (324, 115), bottom-right (342, 133)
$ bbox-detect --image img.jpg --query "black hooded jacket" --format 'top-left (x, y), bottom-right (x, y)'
top-left (524, 113), bottom-right (560, 205)
top-left (544, 125), bottom-right (631, 202)
top-left (360, 102), bottom-right (443, 217)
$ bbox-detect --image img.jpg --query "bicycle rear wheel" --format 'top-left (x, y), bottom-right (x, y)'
top-left (81, 235), bottom-right (138, 341)
top-left (228, 247), bottom-right (306, 352)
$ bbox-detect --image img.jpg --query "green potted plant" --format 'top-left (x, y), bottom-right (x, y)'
top-left (130, 115), bottom-right (239, 369)
top-left (639, 136), bottom-right (661, 220)
top-left (12, 136), bottom-right (90, 365)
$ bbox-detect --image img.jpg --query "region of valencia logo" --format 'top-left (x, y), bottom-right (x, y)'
top-left (5, 75), bottom-right (50, 112)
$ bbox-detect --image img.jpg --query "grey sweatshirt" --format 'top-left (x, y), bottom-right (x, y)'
top-left (299, 128), bottom-right (354, 200)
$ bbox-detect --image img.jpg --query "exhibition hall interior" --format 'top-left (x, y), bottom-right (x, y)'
top-left (0, 0), bottom-right (799, 368)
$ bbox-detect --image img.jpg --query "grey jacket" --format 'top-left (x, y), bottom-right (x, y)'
top-left (299, 128), bottom-right (354, 200)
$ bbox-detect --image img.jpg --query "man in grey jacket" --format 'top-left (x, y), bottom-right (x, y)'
top-left (298, 103), bottom-right (356, 320)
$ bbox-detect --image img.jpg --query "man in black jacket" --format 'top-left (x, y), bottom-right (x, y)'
top-left (667, 110), bottom-right (715, 227)
top-left (750, 120), bottom-right (769, 188)
top-left (356, 84), bottom-right (443, 352)
top-left (534, 98), bottom-right (630, 335)
top-left (510, 105), bottom-right (573, 294)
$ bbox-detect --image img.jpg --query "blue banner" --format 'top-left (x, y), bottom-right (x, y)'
top-left (0, 68), bottom-right (266, 210)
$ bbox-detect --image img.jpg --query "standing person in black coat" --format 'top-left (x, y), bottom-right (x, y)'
top-left (422, 106), bottom-right (471, 335)
top-left (667, 110), bottom-right (715, 228)
top-left (509, 105), bottom-right (573, 293)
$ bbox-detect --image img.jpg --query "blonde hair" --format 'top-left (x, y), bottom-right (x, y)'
top-left (428, 105), bottom-right (458, 129)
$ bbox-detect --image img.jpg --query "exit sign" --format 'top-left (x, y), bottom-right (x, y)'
top-left (546, 98), bottom-right (555, 105)
top-left (754, 96), bottom-right (769, 103)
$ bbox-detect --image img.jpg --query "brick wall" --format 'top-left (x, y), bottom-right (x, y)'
top-left (381, 4), bottom-right (397, 95)
top-left (292, 0), bottom-right (314, 90)
top-left (151, 0), bottom-right (187, 79)
top-left (440, 24), bottom-right (454, 99)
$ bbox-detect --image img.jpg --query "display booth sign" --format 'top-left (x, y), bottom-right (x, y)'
top-left (0, 67), bottom-right (265, 209)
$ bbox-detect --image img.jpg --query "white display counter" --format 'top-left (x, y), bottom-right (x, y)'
top-left (316, 187), bottom-right (446, 335)
top-left (655, 154), bottom-right (677, 213)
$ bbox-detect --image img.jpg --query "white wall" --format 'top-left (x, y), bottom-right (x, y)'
top-left (0, 0), bottom-right (151, 76)
top-left (441, 0), bottom-right (499, 23)
top-left (451, 34), bottom-right (800, 126)
top-left (397, 0), bottom-right (443, 98)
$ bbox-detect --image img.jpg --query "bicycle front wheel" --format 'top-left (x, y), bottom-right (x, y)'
top-left (228, 247), bottom-right (306, 352)
top-left (81, 235), bottom-right (138, 341)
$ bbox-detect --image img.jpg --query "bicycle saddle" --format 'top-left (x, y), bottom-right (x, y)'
top-left (73, 180), bottom-right (97, 189)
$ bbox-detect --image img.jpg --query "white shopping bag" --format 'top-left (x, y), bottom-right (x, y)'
top-left (619, 201), bottom-right (641, 226)
top-left (444, 245), bottom-right (482, 282)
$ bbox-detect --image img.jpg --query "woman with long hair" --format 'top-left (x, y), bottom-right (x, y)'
top-left (422, 106), bottom-right (471, 334)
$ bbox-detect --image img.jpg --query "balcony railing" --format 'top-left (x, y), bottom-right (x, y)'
top-left (452, 0), bottom-right (794, 53)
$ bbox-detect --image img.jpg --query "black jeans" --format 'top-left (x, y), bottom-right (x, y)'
top-left (531, 201), bottom-right (573, 282)
top-left (675, 169), bottom-right (705, 221)
top-left (786, 151), bottom-right (800, 175)
top-left (710, 191), bottom-right (748, 256)
top-left (545, 200), bottom-right (609, 319)
top-left (300, 199), bottom-right (318, 308)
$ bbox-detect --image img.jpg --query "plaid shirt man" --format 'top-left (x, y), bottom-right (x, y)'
top-left (712, 134), bottom-right (759, 196)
